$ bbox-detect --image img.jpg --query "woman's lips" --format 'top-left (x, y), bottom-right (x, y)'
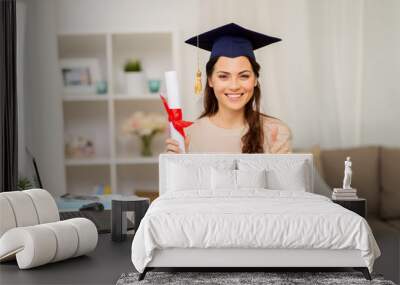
top-left (225, 93), bottom-right (244, 102)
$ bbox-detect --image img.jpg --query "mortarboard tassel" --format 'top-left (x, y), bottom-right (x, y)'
top-left (194, 34), bottom-right (202, 95)
top-left (194, 69), bottom-right (202, 95)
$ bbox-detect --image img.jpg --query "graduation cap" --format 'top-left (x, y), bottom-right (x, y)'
top-left (185, 23), bottom-right (281, 95)
top-left (185, 22), bottom-right (281, 60)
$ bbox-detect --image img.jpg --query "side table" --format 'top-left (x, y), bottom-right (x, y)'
top-left (332, 198), bottom-right (366, 218)
top-left (111, 197), bottom-right (150, 241)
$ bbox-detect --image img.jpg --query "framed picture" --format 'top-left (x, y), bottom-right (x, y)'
top-left (59, 58), bottom-right (101, 93)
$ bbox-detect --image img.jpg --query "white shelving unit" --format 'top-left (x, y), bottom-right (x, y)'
top-left (57, 30), bottom-right (178, 195)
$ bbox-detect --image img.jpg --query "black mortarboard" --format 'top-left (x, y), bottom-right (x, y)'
top-left (185, 23), bottom-right (281, 60)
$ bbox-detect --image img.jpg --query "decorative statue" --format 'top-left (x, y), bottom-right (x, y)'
top-left (342, 156), bottom-right (352, 189)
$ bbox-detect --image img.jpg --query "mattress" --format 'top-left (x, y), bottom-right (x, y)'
top-left (131, 189), bottom-right (381, 273)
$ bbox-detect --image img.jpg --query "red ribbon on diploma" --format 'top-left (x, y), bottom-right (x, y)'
top-left (160, 94), bottom-right (193, 138)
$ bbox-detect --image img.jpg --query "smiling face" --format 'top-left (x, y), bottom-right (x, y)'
top-left (208, 56), bottom-right (258, 113)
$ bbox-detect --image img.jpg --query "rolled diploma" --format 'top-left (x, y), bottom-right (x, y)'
top-left (165, 71), bottom-right (186, 153)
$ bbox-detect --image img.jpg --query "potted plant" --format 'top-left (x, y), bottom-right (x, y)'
top-left (124, 59), bottom-right (145, 96)
top-left (17, 177), bottom-right (34, 190)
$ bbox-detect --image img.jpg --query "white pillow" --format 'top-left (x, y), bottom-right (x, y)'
top-left (167, 160), bottom-right (236, 192)
top-left (211, 168), bottom-right (268, 190)
top-left (167, 162), bottom-right (210, 191)
top-left (266, 164), bottom-right (307, 191)
top-left (238, 159), bottom-right (310, 192)
top-left (236, 169), bottom-right (267, 189)
top-left (211, 168), bottom-right (236, 190)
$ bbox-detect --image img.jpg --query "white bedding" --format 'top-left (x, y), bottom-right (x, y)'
top-left (131, 190), bottom-right (380, 273)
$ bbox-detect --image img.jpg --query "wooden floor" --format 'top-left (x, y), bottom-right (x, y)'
top-left (0, 234), bottom-right (134, 285)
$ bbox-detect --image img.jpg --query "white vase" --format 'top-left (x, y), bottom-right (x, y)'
top-left (125, 72), bottom-right (145, 96)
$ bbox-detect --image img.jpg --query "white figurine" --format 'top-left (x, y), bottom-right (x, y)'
top-left (342, 156), bottom-right (352, 189)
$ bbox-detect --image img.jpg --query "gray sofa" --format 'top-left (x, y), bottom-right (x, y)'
top-left (320, 146), bottom-right (400, 283)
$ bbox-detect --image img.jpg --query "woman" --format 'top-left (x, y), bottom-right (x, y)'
top-left (165, 23), bottom-right (292, 154)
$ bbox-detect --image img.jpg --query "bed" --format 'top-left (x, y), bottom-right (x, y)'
top-left (131, 153), bottom-right (381, 281)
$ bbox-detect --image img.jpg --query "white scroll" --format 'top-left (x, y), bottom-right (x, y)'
top-left (165, 70), bottom-right (186, 153)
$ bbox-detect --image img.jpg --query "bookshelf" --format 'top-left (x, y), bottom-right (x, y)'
top-left (57, 30), bottom-right (178, 195)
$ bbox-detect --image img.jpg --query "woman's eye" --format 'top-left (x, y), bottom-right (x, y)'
top-left (241, 75), bottom-right (250, 79)
top-left (218, 75), bottom-right (227, 79)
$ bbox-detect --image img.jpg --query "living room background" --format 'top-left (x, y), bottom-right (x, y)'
top-left (15, 0), bottom-right (400, 197)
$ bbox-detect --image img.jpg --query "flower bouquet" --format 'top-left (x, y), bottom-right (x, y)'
top-left (122, 111), bottom-right (167, 156)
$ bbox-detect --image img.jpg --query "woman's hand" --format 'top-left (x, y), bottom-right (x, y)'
top-left (164, 136), bottom-right (190, 153)
top-left (266, 124), bottom-right (292, 154)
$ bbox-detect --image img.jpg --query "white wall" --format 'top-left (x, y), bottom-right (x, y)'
top-left (20, 0), bottom-right (66, 195)
top-left (361, 1), bottom-right (400, 147)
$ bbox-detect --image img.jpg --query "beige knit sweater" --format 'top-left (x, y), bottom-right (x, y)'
top-left (185, 116), bottom-right (292, 154)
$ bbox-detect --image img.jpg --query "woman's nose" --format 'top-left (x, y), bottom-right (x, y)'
top-left (229, 78), bottom-right (240, 90)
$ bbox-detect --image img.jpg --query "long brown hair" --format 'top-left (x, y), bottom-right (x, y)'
top-left (199, 56), bottom-right (273, 153)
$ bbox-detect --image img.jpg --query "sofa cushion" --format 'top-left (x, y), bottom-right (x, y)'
top-left (320, 146), bottom-right (380, 215)
top-left (380, 147), bottom-right (400, 219)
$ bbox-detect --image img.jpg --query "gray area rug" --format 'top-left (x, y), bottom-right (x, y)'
top-left (116, 271), bottom-right (396, 285)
